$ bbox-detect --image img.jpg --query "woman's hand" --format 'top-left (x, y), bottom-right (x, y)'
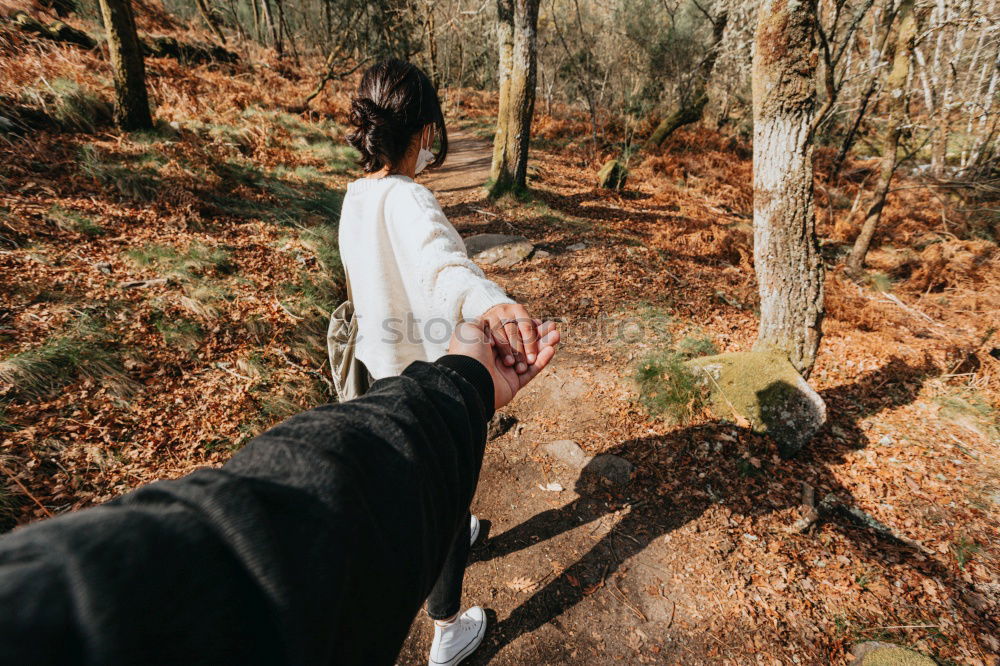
top-left (448, 319), bottom-right (560, 409)
top-left (482, 303), bottom-right (539, 373)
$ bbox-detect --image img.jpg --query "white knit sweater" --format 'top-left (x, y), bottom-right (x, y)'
top-left (338, 175), bottom-right (514, 379)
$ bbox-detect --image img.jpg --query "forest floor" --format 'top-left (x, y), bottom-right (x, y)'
top-left (394, 125), bottom-right (1000, 665)
top-left (2, 10), bottom-right (999, 665)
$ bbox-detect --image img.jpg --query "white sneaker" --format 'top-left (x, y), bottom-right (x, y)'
top-left (428, 606), bottom-right (487, 665)
top-left (469, 515), bottom-right (480, 547)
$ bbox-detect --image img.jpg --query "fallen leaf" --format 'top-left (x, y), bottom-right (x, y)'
top-left (506, 576), bottom-right (539, 593)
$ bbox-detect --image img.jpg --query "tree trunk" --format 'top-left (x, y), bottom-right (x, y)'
top-left (194, 0), bottom-right (227, 44)
top-left (846, 0), bottom-right (917, 276)
top-left (273, 0), bottom-right (287, 59)
top-left (425, 2), bottom-right (439, 88)
top-left (97, 0), bottom-right (152, 130)
top-left (490, 0), bottom-right (539, 195)
top-left (260, 0), bottom-right (279, 53)
top-left (750, 0), bottom-right (824, 378)
top-left (490, 0), bottom-right (515, 185)
top-left (645, 97), bottom-right (709, 150)
top-left (645, 9), bottom-right (728, 150)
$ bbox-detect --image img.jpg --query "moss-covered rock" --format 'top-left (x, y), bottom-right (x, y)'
top-left (597, 159), bottom-right (627, 190)
top-left (685, 351), bottom-right (826, 457)
top-left (849, 642), bottom-right (936, 666)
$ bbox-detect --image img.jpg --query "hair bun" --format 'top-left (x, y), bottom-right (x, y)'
top-left (349, 97), bottom-right (391, 130)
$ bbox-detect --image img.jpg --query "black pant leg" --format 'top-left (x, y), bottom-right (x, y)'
top-left (425, 512), bottom-right (471, 620)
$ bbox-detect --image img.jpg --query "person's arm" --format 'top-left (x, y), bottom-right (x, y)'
top-left (0, 357), bottom-right (495, 666)
top-left (386, 183), bottom-right (514, 325)
top-left (383, 183), bottom-right (545, 371)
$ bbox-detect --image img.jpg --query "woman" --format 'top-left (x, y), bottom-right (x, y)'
top-left (339, 59), bottom-right (543, 665)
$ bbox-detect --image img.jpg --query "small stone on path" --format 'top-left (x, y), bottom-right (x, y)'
top-left (464, 233), bottom-right (534, 268)
top-left (544, 440), bottom-right (591, 469)
top-left (582, 454), bottom-right (634, 487)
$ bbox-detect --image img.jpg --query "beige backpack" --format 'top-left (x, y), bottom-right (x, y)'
top-left (327, 272), bottom-right (370, 402)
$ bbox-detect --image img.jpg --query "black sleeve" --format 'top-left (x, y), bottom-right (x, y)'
top-left (0, 356), bottom-right (494, 666)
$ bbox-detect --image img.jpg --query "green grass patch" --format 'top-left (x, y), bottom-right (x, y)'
top-left (935, 388), bottom-right (999, 440)
top-left (20, 78), bottom-right (111, 133)
top-left (46, 205), bottom-right (104, 237)
top-left (78, 144), bottom-right (163, 201)
top-left (0, 312), bottom-right (136, 401)
top-left (239, 107), bottom-right (355, 172)
top-left (127, 242), bottom-right (235, 280)
top-left (130, 122), bottom-right (182, 145)
top-left (635, 350), bottom-right (706, 423)
top-left (207, 160), bottom-right (344, 224)
top-left (153, 313), bottom-right (204, 351)
top-left (280, 271), bottom-right (340, 369)
top-left (677, 335), bottom-right (719, 358)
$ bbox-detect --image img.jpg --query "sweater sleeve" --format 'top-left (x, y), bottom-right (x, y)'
top-left (0, 357), bottom-right (494, 666)
top-left (385, 183), bottom-right (515, 321)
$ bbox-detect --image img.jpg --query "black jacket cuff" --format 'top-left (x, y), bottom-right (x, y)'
top-left (435, 355), bottom-right (495, 421)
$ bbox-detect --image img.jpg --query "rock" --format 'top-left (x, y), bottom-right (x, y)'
top-left (597, 158), bottom-right (628, 190)
top-left (849, 642), bottom-right (936, 666)
top-left (544, 440), bottom-right (591, 469)
top-left (95, 262), bottom-right (112, 274)
top-left (686, 351), bottom-right (827, 458)
top-left (582, 454), bottom-right (634, 486)
top-left (464, 233), bottom-right (534, 268)
top-left (566, 242), bottom-right (586, 251)
top-left (47, 20), bottom-right (96, 49)
top-left (487, 412), bottom-right (517, 441)
top-left (878, 434), bottom-right (893, 446)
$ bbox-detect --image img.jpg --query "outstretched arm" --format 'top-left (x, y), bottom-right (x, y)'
top-left (0, 321), bottom-right (558, 666)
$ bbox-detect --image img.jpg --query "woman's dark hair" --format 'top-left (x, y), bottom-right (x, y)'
top-left (347, 59), bottom-right (448, 173)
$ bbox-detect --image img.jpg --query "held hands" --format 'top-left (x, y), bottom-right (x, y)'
top-left (448, 318), bottom-right (560, 410)
top-left (481, 303), bottom-right (541, 374)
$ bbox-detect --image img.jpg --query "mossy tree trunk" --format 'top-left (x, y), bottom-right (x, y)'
top-left (846, 0), bottom-right (917, 276)
top-left (97, 0), bottom-right (152, 131)
top-left (490, 0), bottom-right (539, 196)
top-left (750, 0), bottom-right (824, 378)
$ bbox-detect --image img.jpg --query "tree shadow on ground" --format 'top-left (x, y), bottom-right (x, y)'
top-left (467, 357), bottom-right (996, 661)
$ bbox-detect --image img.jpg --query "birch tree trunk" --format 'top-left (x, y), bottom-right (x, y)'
top-left (751, 0), bottom-right (824, 378)
top-left (847, 0), bottom-right (917, 276)
top-left (97, 0), bottom-right (152, 131)
top-left (490, 0), bottom-right (539, 195)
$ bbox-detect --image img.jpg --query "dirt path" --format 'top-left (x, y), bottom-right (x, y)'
top-left (420, 128), bottom-right (494, 197)
top-left (400, 131), bottom-right (704, 664)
